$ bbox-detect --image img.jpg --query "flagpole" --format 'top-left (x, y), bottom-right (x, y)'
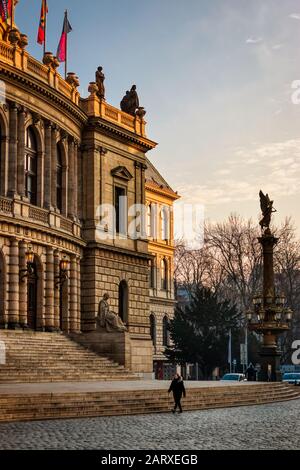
top-left (44, 0), bottom-right (47, 57)
top-left (65, 9), bottom-right (68, 80)
top-left (10, 0), bottom-right (14, 29)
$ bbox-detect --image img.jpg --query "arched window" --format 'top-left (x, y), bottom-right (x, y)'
top-left (25, 127), bottom-right (37, 205)
top-left (163, 316), bottom-right (170, 347)
top-left (56, 145), bottom-right (63, 212)
top-left (161, 258), bottom-right (167, 290)
top-left (160, 206), bottom-right (169, 241)
top-left (150, 314), bottom-right (156, 346)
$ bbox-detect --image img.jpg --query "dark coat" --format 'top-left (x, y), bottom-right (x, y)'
top-left (168, 377), bottom-right (186, 399)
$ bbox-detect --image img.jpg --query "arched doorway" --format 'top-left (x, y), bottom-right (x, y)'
top-left (118, 280), bottom-right (129, 324)
top-left (59, 279), bottom-right (69, 332)
top-left (0, 250), bottom-right (6, 328)
top-left (27, 260), bottom-right (38, 330)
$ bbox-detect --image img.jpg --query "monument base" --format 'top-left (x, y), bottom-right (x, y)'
top-left (259, 347), bottom-right (282, 382)
top-left (70, 329), bottom-right (154, 376)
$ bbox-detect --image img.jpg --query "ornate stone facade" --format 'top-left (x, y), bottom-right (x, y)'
top-left (145, 159), bottom-right (180, 379)
top-left (0, 12), bottom-right (177, 377)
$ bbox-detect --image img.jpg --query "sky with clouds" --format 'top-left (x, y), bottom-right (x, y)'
top-left (15, 0), bottom-right (300, 232)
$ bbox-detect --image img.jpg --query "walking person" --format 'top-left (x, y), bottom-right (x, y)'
top-left (168, 373), bottom-right (186, 413)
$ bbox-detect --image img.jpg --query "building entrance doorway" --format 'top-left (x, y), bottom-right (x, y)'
top-left (27, 262), bottom-right (38, 330)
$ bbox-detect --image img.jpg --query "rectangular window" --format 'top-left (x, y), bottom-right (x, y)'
top-left (115, 186), bottom-right (127, 235)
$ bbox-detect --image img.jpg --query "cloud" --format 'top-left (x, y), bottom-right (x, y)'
top-left (246, 37), bottom-right (263, 44)
top-left (272, 44), bottom-right (283, 50)
top-left (177, 139), bottom-right (300, 208)
top-left (289, 13), bottom-right (300, 20)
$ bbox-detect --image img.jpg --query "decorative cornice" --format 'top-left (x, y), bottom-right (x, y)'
top-left (87, 118), bottom-right (157, 153)
top-left (145, 181), bottom-right (180, 200)
top-left (0, 64), bottom-right (87, 126)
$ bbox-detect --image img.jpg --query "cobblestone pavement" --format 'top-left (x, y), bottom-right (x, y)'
top-left (0, 400), bottom-right (299, 450)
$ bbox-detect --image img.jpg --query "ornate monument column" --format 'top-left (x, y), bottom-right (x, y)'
top-left (247, 191), bottom-right (293, 381)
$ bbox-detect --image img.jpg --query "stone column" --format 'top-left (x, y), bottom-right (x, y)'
top-left (44, 120), bottom-right (52, 209)
top-left (51, 125), bottom-right (57, 209)
top-left (19, 240), bottom-right (28, 327)
top-left (45, 247), bottom-right (55, 332)
top-left (135, 162), bottom-right (141, 206)
top-left (0, 135), bottom-right (9, 196)
top-left (70, 255), bottom-right (78, 332)
top-left (74, 141), bottom-right (79, 218)
top-left (141, 163), bottom-right (147, 206)
top-left (77, 145), bottom-right (81, 219)
top-left (17, 106), bottom-right (26, 198)
top-left (8, 238), bottom-right (19, 328)
top-left (68, 138), bottom-right (75, 218)
top-left (141, 163), bottom-right (147, 237)
top-left (8, 102), bottom-right (18, 198)
top-left (53, 250), bottom-right (60, 330)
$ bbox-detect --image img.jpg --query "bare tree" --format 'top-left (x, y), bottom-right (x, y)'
top-left (174, 214), bottom-right (300, 364)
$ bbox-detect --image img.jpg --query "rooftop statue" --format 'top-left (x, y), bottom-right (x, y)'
top-left (120, 85), bottom-right (140, 116)
top-left (259, 190), bottom-right (277, 231)
top-left (96, 66), bottom-right (105, 100)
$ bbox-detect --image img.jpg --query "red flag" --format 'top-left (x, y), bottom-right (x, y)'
top-left (57, 11), bottom-right (72, 63)
top-left (0, 0), bottom-right (12, 22)
top-left (37, 0), bottom-right (48, 45)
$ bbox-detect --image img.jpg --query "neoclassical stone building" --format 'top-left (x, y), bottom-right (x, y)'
top-left (146, 160), bottom-right (179, 379)
top-left (0, 10), bottom-right (177, 377)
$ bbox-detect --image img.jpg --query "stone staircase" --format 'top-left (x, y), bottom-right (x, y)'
top-left (0, 330), bottom-right (138, 383)
top-left (0, 382), bottom-right (299, 423)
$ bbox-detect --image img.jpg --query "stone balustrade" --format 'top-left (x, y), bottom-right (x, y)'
top-left (0, 196), bottom-right (80, 238)
top-left (0, 39), bottom-right (79, 106)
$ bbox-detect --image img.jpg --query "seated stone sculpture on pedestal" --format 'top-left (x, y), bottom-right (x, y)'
top-left (97, 293), bottom-right (127, 333)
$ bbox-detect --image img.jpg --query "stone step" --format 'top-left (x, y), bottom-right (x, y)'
top-left (0, 330), bottom-right (138, 382)
top-left (0, 384), bottom-right (299, 423)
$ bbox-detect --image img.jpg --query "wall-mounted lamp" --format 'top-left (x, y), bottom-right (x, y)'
top-left (55, 256), bottom-right (69, 288)
top-left (20, 245), bottom-right (35, 282)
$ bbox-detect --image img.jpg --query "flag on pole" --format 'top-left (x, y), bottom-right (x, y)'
top-left (37, 0), bottom-right (48, 45)
top-left (57, 10), bottom-right (72, 63)
top-left (0, 0), bottom-right (12, 22)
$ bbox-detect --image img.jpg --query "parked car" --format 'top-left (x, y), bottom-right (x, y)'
top-left (221, 373), bottom-right (247, 382)
top-left (282, 373), bottom-right (300, 386)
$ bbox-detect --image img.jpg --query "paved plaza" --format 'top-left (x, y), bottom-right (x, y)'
top-left (0, 399), bottom-right (299, 450)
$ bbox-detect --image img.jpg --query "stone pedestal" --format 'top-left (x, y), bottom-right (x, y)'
top-left (71, 330), bottom-right (132, 369)
top-left (259, 347), bottom-right (282, 382)
top-left (71, 329), bottom-right (154, 376)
